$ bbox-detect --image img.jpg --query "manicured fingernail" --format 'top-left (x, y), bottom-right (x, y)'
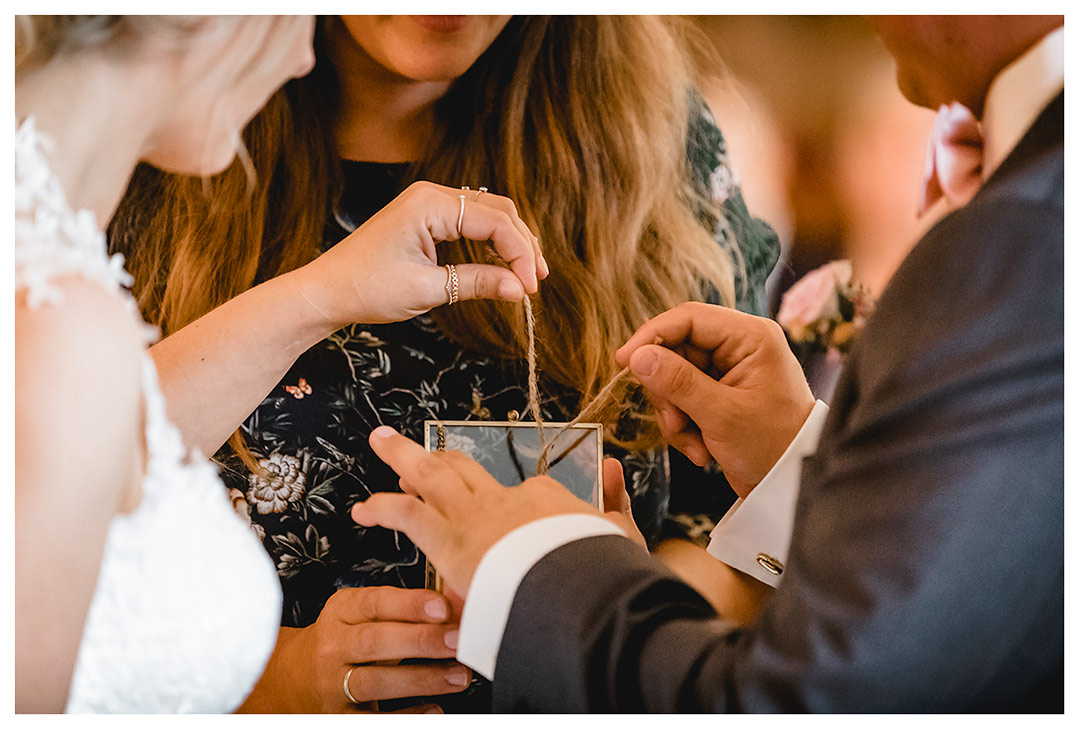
top-left (446, 666), bottom-right (470, 687)
top-left (498, 280), bottom-right (524, 301)
top-left (444, 629), bottom-right (459, 649)
top-left (538, 254), bottom-right (549, 277)
top-left (425, 599), bottom-right (448, 620)
top-left (630, 349), bottom-right (658, 378)
top-left (425, 706), bottom-right (444, 714)
top-left (371, 426), bottom-right (395, 439)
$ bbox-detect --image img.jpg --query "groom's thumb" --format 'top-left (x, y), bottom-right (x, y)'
top-left (628, 345), bottom-right (727, 422)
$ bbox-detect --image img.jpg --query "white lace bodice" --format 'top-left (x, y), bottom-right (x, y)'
top-left (15, 117), bottom-right (282, 713)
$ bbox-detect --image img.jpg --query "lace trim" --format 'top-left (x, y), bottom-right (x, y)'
top-left (14, 116), bottom-right (158, 342)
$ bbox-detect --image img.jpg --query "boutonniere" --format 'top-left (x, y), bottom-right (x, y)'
top-left (777, 260), bottom-right (875, 359)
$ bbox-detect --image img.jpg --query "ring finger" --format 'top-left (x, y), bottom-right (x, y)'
top-left (345, 660), bottom-right (472, 704)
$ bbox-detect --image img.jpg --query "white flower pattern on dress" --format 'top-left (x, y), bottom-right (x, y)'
top-left (248, 453), bottom-right (308, 514)
top-left (228, 488), bottom-right (267, 541)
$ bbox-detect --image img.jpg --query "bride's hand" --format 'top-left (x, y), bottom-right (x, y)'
top-left (294, 181), bottom-right (548, 328)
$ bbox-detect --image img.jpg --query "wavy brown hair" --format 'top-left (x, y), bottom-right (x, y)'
top-left (109, 15), bottom-right (737, 459)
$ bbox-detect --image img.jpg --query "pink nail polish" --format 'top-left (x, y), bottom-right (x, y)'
top-left (446, 667), bottom-right (470, 687)
top-left (444, 629), bottom-right (459, 650)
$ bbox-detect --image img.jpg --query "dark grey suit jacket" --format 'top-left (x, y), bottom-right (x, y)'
top-left (492, 92), bottom-right (1064, 712)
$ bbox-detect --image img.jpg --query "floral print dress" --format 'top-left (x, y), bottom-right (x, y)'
top-left (218, 107), bottom-right (780, 633)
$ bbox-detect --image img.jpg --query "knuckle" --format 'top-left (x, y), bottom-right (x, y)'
top-left (761, 317), bottom-right (786, 342)
top-left (363, 492), bottom-right (390, 511)
top-left (498, 195), bottom-right (519, 218)
top-left (351, 625), bottom-right (378, 659)
top-left (534, 476), bottom-right (561, 490)
top-left (364, 585), bottom-right (395, 617)
top-left (326, 586), bottom-right (362, 618)
top-left (323, 587), bottom-right (346, 611)
top-left (406, 626), bottom-right (428, 657)
top-left (398, 497), bottom-right (425, 522)
top-left (414, 456), bottom-right (446, 483)
top-left (311, 635), bottom-right (337, 665)
top-left (404, 180), bottom-right (433, 197)
top-left (467, 268), bottom-right (496, 300)
top-left (441, 449), bottom-right (471, 465)
top-left (494, 211), bottom-right (517, 237)
top-left (665, 361), bottom-right (696, 395)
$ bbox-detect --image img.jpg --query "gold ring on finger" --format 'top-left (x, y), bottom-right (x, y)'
top-left (343, 666), bottom-right (361, 704)
top-left (456, 194), bottom-right (466, 238)
top-left (445, 263), bottom-right (459, 306)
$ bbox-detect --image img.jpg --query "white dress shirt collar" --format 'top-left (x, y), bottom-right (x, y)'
top-left (981, 25), bottom-right (1064, 180)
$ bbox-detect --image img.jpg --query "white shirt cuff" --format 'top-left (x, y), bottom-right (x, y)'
top-left (706, 400), bottom-right (830, 587)
top-left (456, 514), bottom-right (626, 680)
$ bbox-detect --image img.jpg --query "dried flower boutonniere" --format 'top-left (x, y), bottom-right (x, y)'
top-left (777, 260), bottom-right (875, 360)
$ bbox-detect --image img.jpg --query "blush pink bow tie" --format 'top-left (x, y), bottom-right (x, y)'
top-left (918, 101), bottom-right (984, 217)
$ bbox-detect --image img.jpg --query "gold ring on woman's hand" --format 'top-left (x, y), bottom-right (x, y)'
top-left (445, 263), bottom-right (459, 306)
top-left (456, 194), bottom-right (466, 238)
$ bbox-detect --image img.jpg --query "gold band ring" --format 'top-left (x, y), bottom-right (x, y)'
top-left (445, 263), bottom-right (460, 306)
top-left (343, 666), bottom-right (360, 704)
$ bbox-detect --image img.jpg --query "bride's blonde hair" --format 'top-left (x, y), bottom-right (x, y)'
top-left (14, 16), bottom-right (209, 73)
top-left (109, 15), bottom-right (739, 456)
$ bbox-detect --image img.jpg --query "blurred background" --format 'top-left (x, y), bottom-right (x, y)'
top-left (690, 15), bottom-right (937, 310)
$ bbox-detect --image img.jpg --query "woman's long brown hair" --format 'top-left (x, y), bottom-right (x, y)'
top-left (109, 16), bottom-right (738, 461)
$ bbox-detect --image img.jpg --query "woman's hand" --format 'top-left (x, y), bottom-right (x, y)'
top-left (295, 181), bottom-right (548, 329)
top-left (238, 585), bottom-right (471, 713)
top-left (150, 182), bottom-right (545, 458)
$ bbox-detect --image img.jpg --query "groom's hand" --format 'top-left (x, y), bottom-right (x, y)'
top-left (616, 302), bottom-right (815, 498)
top-left (351, 427), bottom-right (608, 599)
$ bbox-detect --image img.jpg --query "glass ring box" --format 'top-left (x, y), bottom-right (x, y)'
top-left (423, 419), bottom-right (603, 591)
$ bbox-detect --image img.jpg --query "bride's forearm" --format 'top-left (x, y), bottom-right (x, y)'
top-left (149, 265), bottom-right (338, 457)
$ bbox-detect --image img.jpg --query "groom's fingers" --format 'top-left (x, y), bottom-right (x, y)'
top-left (436, 450), bottom-right (505, 493)
top-left (369, 426), bottom-right (467, 508)
top-left (628, 345), bottom-right (732, 427)
top-left (351, 493), bottom-right (444, 551)
top-left (616, 302), bottom-right (774, 373)
top-left (601, 458), bottom-right (632, 516)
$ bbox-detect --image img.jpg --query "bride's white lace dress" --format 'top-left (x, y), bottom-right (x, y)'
top-left (15, 117), bottom-right (282, 713)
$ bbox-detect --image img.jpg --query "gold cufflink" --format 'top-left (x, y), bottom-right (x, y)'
top-left (756, 553), bottom-right (784, 576)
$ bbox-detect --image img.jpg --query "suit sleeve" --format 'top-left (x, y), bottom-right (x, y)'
top-left (492, 194), bottom-right (1064, 712)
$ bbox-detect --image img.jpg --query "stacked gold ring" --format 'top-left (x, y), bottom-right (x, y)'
top-left (445, 263), bottom-right (459, 306)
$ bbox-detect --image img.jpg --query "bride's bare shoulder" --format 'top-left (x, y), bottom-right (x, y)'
top-left (16, 275), bottom-right (144, 506)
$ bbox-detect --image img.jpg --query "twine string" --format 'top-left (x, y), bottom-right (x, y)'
top-left (477, 248), bottom-right (635, 477)
top-left (522, 295), bottom-right (632, 476)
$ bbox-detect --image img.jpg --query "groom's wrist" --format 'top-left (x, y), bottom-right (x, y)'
top-left (457, 514), bottom-right (626, 680)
